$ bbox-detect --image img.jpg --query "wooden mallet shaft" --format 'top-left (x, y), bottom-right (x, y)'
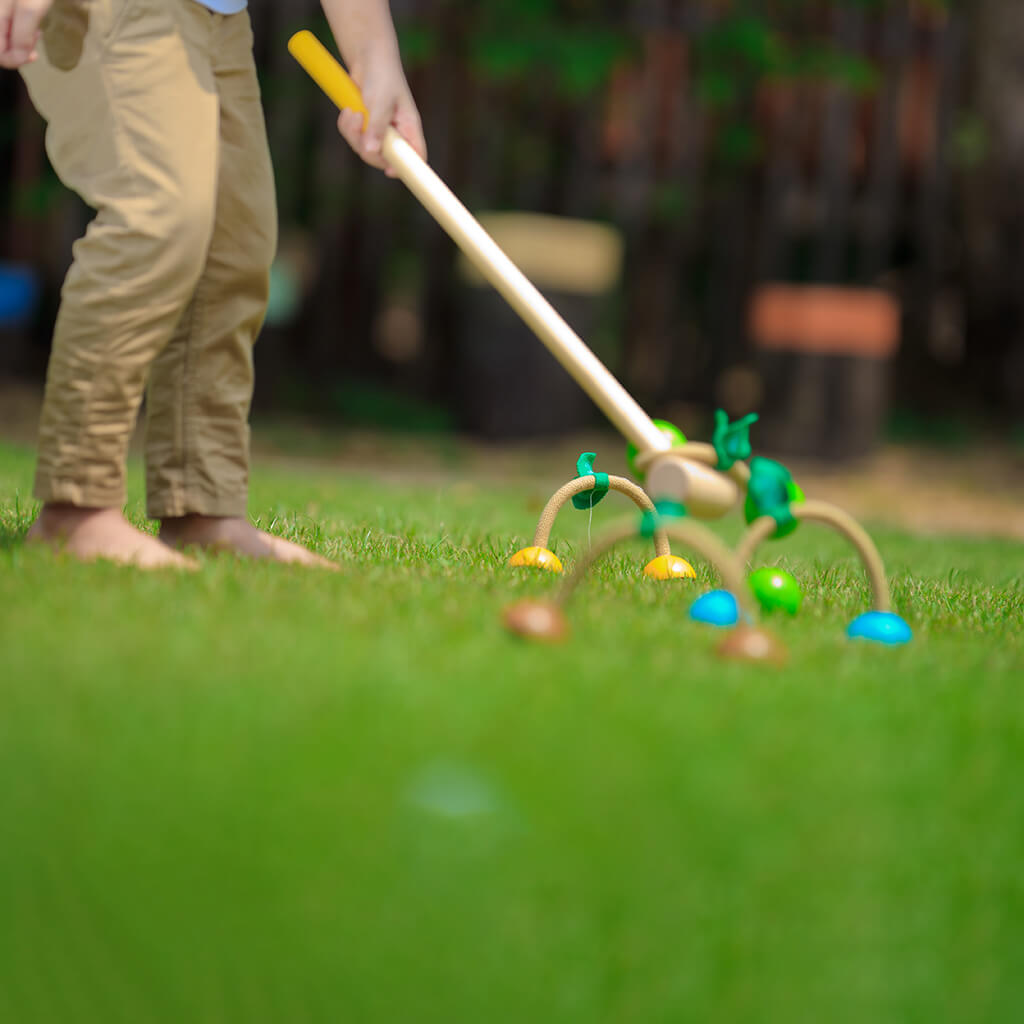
top-left (287, 30), bottom-right (670, 456)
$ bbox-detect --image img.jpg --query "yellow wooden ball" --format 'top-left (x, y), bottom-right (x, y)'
top-left (643, 554), bottom-right (697, 580)
top-left (508, 546), bottom-right (564, 573)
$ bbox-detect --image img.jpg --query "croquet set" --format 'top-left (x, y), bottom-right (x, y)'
top-left (289, 31), bottom-right (913, 662)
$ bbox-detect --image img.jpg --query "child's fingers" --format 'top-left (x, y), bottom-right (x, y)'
top-left (337, 107), bottom-right (386, 171)
top-left (0, 1), bottom-right (12, 48)
top-left (336, 110), bottom-right (362, 161)
top-left (0, 45), bottom-right (37, 69)
top-left (393, 103), bottom-right (427, 164)
top-left (335, 82), bottom-right (425, 176)
top-left (3, 2), bottom-right (46, 67)
top-left (362, 95), bottom-right (393, 165)
top-left (336, 108), bottom-right (359, 149)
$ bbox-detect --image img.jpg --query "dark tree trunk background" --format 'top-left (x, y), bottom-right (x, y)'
top-left (1, 0), bottom-right (1017, 446)
top-left (962, 0), bottom-right (1024, 417)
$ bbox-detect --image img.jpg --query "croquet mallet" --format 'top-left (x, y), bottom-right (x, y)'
top-left (288, 34), bottom-right (678, 452)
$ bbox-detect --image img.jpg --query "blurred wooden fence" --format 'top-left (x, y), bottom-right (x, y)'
top-left (1, 0), bottom-right (988, 448)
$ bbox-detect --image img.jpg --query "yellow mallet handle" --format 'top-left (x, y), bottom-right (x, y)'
top-left (288, 30), bottom-right (368, 128)
top-left (287, 31), bottom-right (670, 456)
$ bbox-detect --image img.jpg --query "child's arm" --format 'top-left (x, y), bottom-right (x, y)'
top-left (320, 0), bottom-right (426, 174)
top-left (0, 0), bottom-right (52, 68)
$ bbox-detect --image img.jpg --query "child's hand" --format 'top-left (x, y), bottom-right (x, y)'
top-left (0, 0), bottom-right (52, 68)
top-left (337, 52), bottom-right (426, 176)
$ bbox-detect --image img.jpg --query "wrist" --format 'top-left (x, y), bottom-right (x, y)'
top-left (348, 36), bottom-right (402, 82)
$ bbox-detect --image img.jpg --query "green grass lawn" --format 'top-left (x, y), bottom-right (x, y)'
top-left (1, 438), bottom-right (1022, 1023)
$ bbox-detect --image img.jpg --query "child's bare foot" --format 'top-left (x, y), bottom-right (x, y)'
top-left (159, 515), bottom-right (338, 570)
top-left (27, 505), bottom-right (199, 570)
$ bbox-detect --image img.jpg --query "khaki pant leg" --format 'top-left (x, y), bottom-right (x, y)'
top-left (144, 9), bottom-right (277, 519)
top-left (21, 0), bottom-right (219, 509)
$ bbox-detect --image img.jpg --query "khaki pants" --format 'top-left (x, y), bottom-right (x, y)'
top-left (21, 0), bottom-right (277, 517)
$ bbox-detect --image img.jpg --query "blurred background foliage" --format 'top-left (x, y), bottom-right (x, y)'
top-left (4, 0), bottom-right (1021, 457)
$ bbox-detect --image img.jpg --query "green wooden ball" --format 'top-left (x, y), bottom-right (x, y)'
top-left (748, 567), bottom-right (802, 616)
top-left (626, 420), bottom-right (686, 480)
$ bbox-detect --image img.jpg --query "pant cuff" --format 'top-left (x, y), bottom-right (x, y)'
top-left (146, 488), bottom-right (248, 519)
top-left (34, 473), bottom-right (126, 509)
